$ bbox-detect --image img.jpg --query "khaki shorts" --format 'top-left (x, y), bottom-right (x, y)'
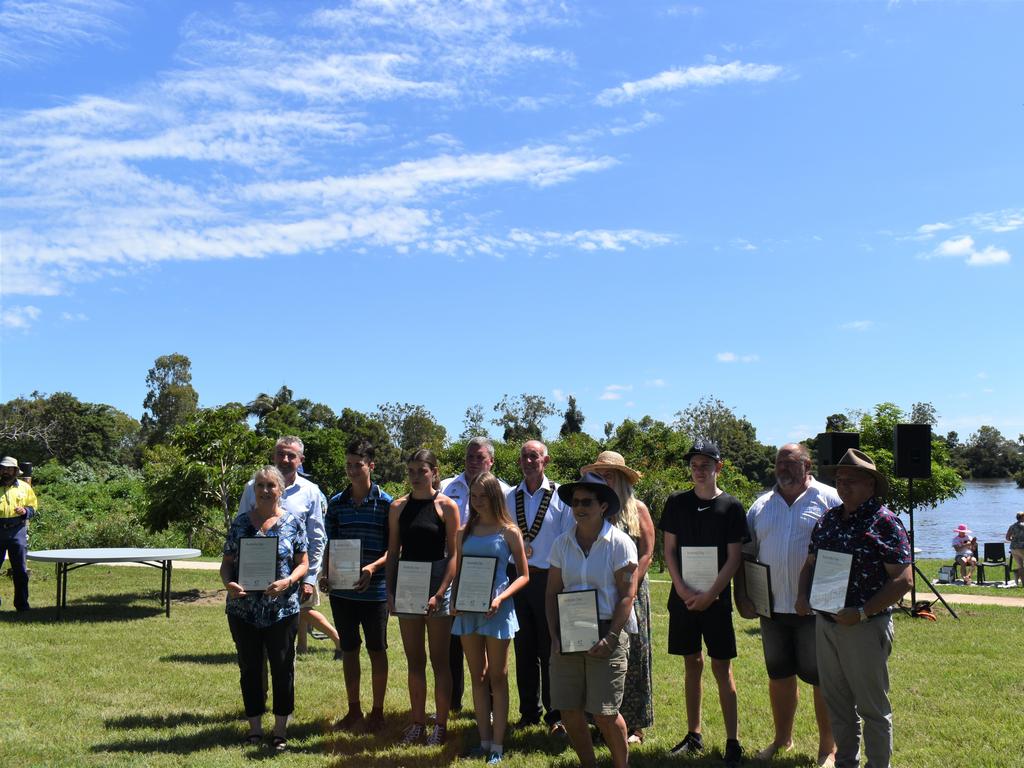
top-left (299, 583), bottom-right (321, 610)
top-left (1011, 548), bottom-right (1024, 568)
top-left (550, 628), bottom-right (629, 716)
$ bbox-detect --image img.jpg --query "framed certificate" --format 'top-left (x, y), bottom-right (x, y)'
top-left (743, 559), bottom-right (773, 619)
top-left (395, 560), bottom-right (432, 615)
top-left (454, 555), bottom-right (498, 613)
top-left (237, 536), bottom-right (278, 592)
top-left (557, 589), bottom-right (600, 653)
top-left (680, 546), bottom-right (719, 592)
top-left (328, 539), bottom-right (362, 590)
top-left (810, 549), bottom-right (853, 614)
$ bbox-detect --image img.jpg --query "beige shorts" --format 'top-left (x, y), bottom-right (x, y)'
top-left (299, 583), bottom-right (321, 610)
top-left (1011, 548), bottom-right (1024, 568)
top-left (550, 629), bottom-right (630, 716)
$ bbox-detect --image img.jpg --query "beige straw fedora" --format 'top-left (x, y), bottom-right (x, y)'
top-left (580, 451), bottom-right (642, 485)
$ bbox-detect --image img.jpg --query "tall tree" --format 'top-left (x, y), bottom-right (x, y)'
top-left (960, 425), bottom-right (1022, 478)
top-left (673, 396), bottom-right (775, 487)
top-left (492, 393), bottom-right (557, 444)
top-left (376, 402), bottom-right (447, 455)
top-left (141, 353), bottom-right (199, 446)
top-left (460, 404), bottom-right (488, 440)
top-left (559, 395), bottom-right (585, 437)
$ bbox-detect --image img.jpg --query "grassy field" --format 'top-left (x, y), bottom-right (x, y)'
top-left (0, 560), bottom-right (1021, 768)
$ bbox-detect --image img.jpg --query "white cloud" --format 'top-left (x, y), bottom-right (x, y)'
top-left (552, 388), bottom-right (566, 403)
top-left (841, 320), bottom-right (874, 331)
top-left (60, 311), bottom-right (88, 321)
top-left (716, 352), bottom-right (758, 363)
top-left (1, 304), bottom-right (41, 329)
top-left (645, 378), bottom-right (668, 388)
top-left (925, 235), bottom-right (1011, 266)
top-left (664, 5), bottom-right (704, 17)
top-left (967, 245), bottom-right (1011, 266)
top-left (916, 221), bottom-right (951, 237)
top-left (599, 383), bottom-right (633, 400)
top-left (936, 235), bottom-right (974, 257)
top-left (0, 0), bottom-right (127, 68)
top-left (595, 60), bottom-right (783, 106)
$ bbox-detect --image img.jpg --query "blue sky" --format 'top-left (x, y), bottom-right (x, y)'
top-left (2, 0), bottom-right (1022, 448)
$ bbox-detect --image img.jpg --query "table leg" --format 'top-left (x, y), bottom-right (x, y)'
top-left (55, 563), bottom-right (62, 611)
top-left (61, 563), bottom-right (69, 609)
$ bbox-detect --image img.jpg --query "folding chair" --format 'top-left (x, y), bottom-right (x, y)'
top-left (977, 542), bottom-right (1011, 585)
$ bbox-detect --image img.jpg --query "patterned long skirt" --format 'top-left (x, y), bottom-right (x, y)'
top-left (620, 573), bottom-right (654, 731)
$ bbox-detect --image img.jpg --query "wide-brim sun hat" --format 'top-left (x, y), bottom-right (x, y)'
top-left (822, 448), bottom-right (889, 497)
top-left (557, 472), bottom-right (621, 518)
top-left (580, 451), bottom-right (642, 485)
top-left (0, 456), bottom-right (22, 475)
top-left (954, 524), bottom-right (972, 535)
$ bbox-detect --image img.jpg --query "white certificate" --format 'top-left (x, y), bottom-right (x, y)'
top-left (680, 546), bottom-right (719, 593)
top-left (237, 536), bottom-right (278, 592)
top-left (810, 549), bottom-right (853, 614)
top-left (395, 560), bottom-right (432, 615)
top-left (328, 539), bottom-right (362, 590)
top-left (743, 560), bottom-right (773, 619)
top-left (455, 555), bottom-right (498, 613)
top-left (557, 589), bottom-right (600, 653)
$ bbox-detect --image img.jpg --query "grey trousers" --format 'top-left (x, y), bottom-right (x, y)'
top-left (816, 614), bottom-right (895, 768)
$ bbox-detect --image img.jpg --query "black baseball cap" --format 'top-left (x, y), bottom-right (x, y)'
top-left (683, 440), bottom-right (721, 463)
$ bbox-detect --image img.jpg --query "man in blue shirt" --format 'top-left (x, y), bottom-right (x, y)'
top-left (322, 439), bottom-right (393, 732)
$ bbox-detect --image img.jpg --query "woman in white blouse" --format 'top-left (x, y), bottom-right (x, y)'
top-left (545, 472), bottom-right (638, 768)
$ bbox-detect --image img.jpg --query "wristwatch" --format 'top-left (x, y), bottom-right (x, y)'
top-left (858, 607), bottom-right (868, 622)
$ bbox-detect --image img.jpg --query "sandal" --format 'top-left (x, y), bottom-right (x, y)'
top-left (627, 729), bottom-right (645, 744)
top-left (271, 735), bottom-right (288, 752)
top-left (242, 733), bottom-right (262, 746)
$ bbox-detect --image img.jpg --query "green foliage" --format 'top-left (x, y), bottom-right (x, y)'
top-left (0, 391), bottom-right (140, 467)
top-left (459, 404), bottom-right (488, 440)
top-left (558, 395), bottom-right (585, 437)
top-left (955, 425), bottom-right (1023, 478)
top-left (141, 353), bottom-right (199, 446)
top-left (376, 402), bottom-right (447, 457)
top-left (547, 431), bottom-right (602, 484)
top-left (492, 393), bottom-right (556, 444)
top-left (673, 396), bottom-right (776, 486)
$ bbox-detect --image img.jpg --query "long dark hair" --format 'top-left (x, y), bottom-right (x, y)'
top-left (406, 448), bottom-right (440, 490)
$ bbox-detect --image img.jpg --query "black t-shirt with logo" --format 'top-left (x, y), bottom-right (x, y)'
top-left (659, 488), bottom-right (747, 605)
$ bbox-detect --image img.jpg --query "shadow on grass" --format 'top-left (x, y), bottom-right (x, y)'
top-left (105, 711), bottom-right (239, 729)
top-left (0, 602), bottom-right (164, 623)
top-left (161, 651), bottom-right (237, 665)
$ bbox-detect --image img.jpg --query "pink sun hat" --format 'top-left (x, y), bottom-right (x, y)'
top-left (953, 524), bottom-right (972, 535)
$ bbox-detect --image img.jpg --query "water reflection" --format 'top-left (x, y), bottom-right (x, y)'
top-left (904, 479), bottom-right (1023, 556)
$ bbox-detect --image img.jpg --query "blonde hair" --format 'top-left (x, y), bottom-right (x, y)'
top-left (467, 472), bottom-right (515, 533)
top-left (602, 469), bottom-right (640, 538)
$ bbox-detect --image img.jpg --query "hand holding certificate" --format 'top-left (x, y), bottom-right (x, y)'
top-left (743, 560), bottom-right (773, 619)
top-left (237, 536), bottom-right (278, 592)
top-left (454, 556), bottom-right (498, 614)
top-left (328, 539), bottom-right (362, 590)
top-left (556, 589), bottom-right (600, 653)
top-left (394, 560), bottom-right (431, 615)
top-left (810, 549), bottom-right (853, 614)
top-left (680, 546), bottom-right (719, 593)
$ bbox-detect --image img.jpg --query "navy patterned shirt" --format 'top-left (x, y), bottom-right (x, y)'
top-left (224, 511), bottom-right (307, 627)
top-left (324, 483), bottom-right (393, 602)
top-left (809, 497), bottom-right (911, 609)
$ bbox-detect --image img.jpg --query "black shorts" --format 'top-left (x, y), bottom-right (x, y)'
top-left (667, 596), bottom-right (736, 660)
top-left (760, 613), bottom-right (818, 683)
top-left (329, 595), bottom-right (389, 653)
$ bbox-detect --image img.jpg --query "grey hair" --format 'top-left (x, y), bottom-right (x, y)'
top-left (276, 435), bottom-right (305, 454)
top-left (467, 436), bottom-right (495, 460)
top-left (252, 465), bottom-right (287, 493)
top-left (778, 443), bottom-right (811, 466)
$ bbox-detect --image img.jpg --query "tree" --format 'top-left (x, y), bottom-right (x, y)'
top-left (376, 402), bottom-right (447, 456)
top-left (825, 413), bottom-right (854, 433)
top-left (460, 404), bottom-right (488, 440)
top-left (910, 401), bottom-right (939, 426)
top-left (673, 396), bottom-right (775, 487)
top-left (141, 353), bottom-right (199, 446)
top-left (559, 395), bottom-right (585, 437)
top-left (959, 425), bottom-right (1022, 478)
top-left (492, 394), bottom-right (557, 444)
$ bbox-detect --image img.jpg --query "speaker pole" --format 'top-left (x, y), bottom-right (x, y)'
top-left (905, 470), bottom-right (959, 620)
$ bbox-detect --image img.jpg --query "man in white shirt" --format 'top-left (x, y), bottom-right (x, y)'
top-left (505, 440), bottom-right (573, 732)
top-left (440, 436), bottom-right (511, 712)
top-left (736, 443), bottom-right (840, 767)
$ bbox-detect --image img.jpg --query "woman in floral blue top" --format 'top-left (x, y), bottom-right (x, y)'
top-left (221, 465), bottom-right (308, 751)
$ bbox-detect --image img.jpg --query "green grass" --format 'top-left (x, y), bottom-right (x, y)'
top-left (1, 562), bottom-right (1021, 767)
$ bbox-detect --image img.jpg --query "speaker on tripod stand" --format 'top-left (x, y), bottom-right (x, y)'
top-left (893, 423), bottom-right (957, 619)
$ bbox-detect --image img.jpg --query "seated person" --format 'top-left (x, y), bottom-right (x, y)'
top-left (951, 524), bottom-right (977, 584)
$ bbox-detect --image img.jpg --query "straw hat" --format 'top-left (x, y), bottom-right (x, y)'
top-left (822, 448), bottom-right (889, 497)
top-left (580, 451), bottom-right (642, 485)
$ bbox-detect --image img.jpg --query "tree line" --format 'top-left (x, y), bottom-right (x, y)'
top-left (2, 352), bottom-right (995, 555)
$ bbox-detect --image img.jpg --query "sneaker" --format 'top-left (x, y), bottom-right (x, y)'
top-left (549, 721), bottom-right (567, 737)
top-left (669, 731), bottom-right (704, 756)
top-left (399, 722), bottom-right (425, 745)
top-left (425, 723), bottom-right (447, 746)
top-left (724, 738), bottom-right (743, 767)
top-left (334, 710), bottom-right (364, 731)
top-left (487, 752), bottom-right (503, 764)
top-left (364, 709), bottom-right (385, 733)
top-left (516, 715), bottom-right (541, 728)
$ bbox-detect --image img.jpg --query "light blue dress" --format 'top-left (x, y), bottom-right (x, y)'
top-left (452, 530), bottom-right (520, 640)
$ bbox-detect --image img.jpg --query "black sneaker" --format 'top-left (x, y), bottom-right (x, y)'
top-left (724, 738), bottom-right (743, 767)
top-left (670, 731), bottom-right (704, 756)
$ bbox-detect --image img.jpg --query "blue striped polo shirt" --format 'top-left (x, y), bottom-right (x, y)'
top-left (324, 483), bottom-right (393, 602)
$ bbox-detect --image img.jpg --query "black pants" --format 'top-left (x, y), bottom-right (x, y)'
top-left (510, 566), bottom-right (559, 724)
top-left (449, 632), bottom-right (465, 710)
top-left (228, 613), bottom-right (299, 717)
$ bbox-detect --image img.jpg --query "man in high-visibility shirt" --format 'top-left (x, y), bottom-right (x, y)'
top-left (1, 456), bottom-right (38, 611)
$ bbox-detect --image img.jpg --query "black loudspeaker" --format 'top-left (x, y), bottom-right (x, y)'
top-left (894, 423), bottom-right (931, 478)
top-left (816, 432), bottom-right (860, 469)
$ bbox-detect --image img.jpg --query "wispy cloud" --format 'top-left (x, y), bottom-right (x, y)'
top-left (60, 311), bottom-right (89, 322)
top-left (599, 384), bottom-right (633, 400)
top-left (507, 227), bottom-right (671, 252)
top-left (923, 235), bottom-right (1011, 266)
top-left (0, 0), bottom-right (127, 68)
top-left (552, 388), bottom-right (566, 403)
top-left (645, 378), bottom-right (668, 388)
top-left (716, 352), bottom-right (759, 363)
top-left (595, 60), bottom-right (783, 106)
top-left (1, 304), bottom-right (41, 329)
top-left (841, 320), bottom-right (874, 331)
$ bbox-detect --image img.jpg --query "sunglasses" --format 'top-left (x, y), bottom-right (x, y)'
top-left (572, 497), bottom-right (598, 508)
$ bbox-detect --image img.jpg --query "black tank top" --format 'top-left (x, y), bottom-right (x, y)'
top-left (398, 493), bottom-right (446, 561)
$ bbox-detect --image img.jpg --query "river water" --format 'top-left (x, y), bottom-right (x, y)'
top-left (902, 479), bottom-right (1024, 557)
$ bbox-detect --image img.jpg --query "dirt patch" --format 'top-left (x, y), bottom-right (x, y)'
top-left (175, 588), bottom-right (226, 607)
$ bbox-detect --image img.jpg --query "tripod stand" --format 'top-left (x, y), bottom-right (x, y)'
top-left (905, 477), bottom-right (958, 620)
